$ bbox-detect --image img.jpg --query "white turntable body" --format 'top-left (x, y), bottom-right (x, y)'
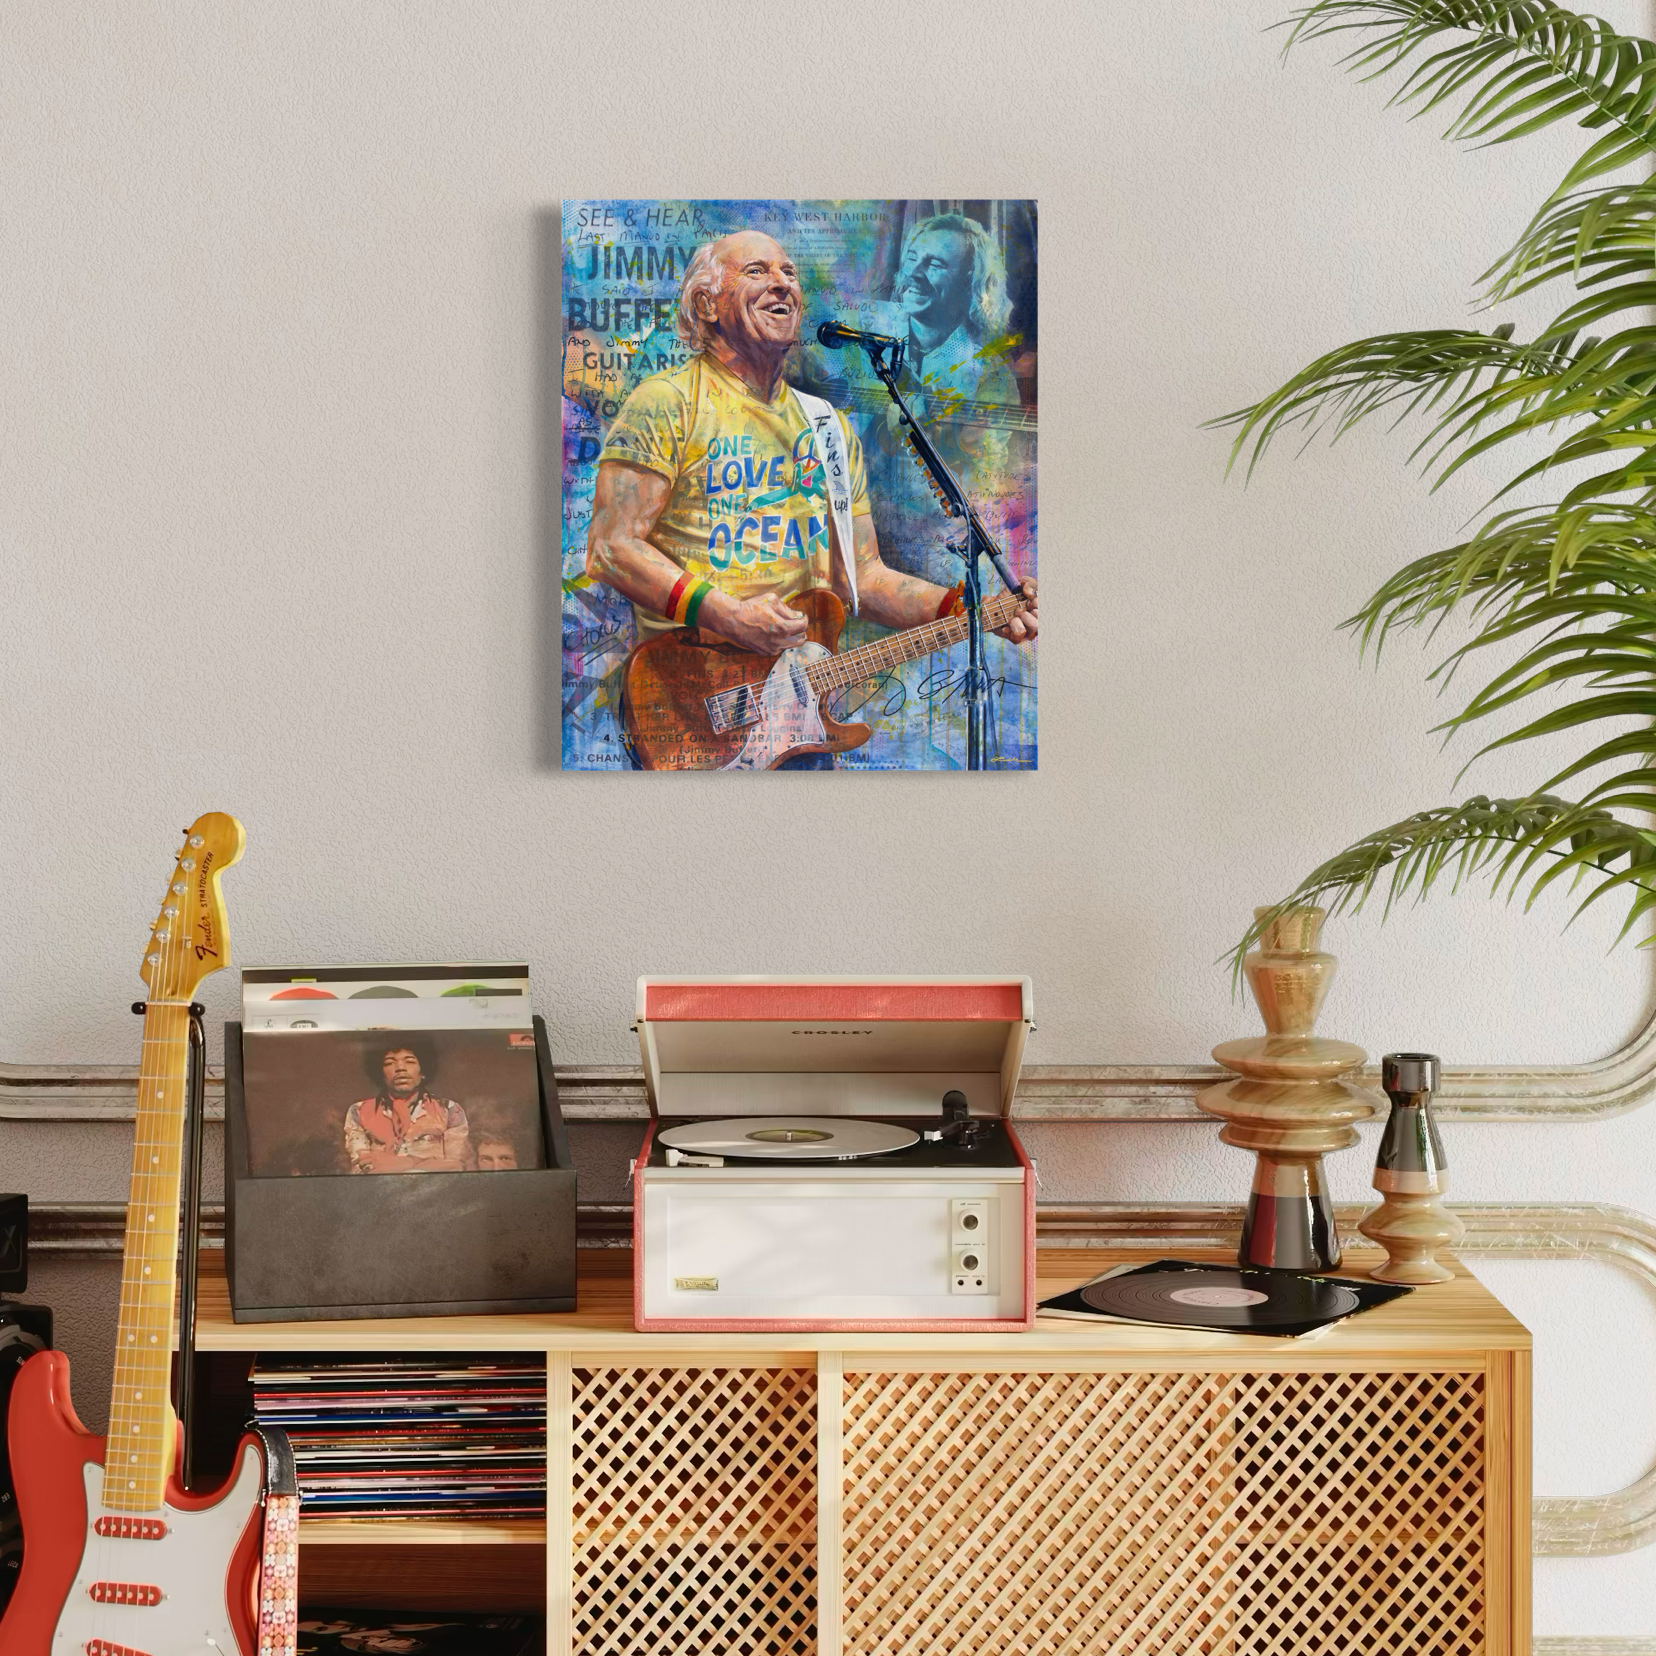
top-left (631, 976), bottom-right (1036, 1332)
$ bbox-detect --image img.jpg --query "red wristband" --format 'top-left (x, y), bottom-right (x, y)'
top-left (935, 582), bottom-right (966, 620)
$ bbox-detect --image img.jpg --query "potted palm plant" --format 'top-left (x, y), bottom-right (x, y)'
top-left (1221, 0), bottom-right (1656, 963)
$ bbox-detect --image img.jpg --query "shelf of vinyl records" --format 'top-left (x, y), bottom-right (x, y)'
top-left (297, 1517), bottom-right (547, 1545)
top-left (185, 1244), bottom-right (1532, 1654)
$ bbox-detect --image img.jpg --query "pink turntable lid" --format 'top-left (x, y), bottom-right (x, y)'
top-left (634, 976), bottom-right (1034, 1120)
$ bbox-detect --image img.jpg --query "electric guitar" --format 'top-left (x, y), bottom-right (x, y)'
top-left (621, 585), bottom-right (1031, 770)
top-left (0, 813), bottom-right (300, 1656)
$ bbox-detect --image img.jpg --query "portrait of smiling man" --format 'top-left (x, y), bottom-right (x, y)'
top-left (821, 209), bottom-right (1029, 595)
top-left (891, 212), bottom-right (1019, 404)
top-left (583, 227), bottom-right (1038, 769)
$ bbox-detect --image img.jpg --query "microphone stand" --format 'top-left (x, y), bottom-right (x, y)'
top-left (854, 336), bottom-right (1019, 772)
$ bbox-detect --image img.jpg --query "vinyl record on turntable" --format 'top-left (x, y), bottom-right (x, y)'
top-left (657, 1116), bottom-right (919, 1161)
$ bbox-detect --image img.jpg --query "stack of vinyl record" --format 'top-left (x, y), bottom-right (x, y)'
top-left (292, 1611), bottom-right (542, 1654)
top-left (250, 1355), bottom-right (546, 1520)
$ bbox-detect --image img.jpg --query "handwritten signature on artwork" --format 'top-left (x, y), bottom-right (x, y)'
top-left (564, 616), bottom-right (627, 669)
top-left (831, 664), bottom-right (1034, 722)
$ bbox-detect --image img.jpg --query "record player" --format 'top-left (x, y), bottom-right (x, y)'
top-left (631, 976), bottom-right (1036, 1331)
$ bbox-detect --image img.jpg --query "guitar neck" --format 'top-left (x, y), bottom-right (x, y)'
top-left (841, 385), bottom-right (1037, 433)
top-left (104, 1000), bottom-right (191, 1512)
top-left (807, 589), bottom-right (1028, 696)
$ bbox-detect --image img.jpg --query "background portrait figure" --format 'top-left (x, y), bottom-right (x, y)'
top-left (475, 1134), bottom-right (520, 1170)
top-left (343, 1038), bottom-right (475, 1173)
top-left (893, 211), bottom-right (1014, 389)
top-left (830, 206), bottom-right (1031, 596)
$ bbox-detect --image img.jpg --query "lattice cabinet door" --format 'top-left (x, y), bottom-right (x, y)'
top-left (833, 1365), bottom-right (1501, 1656)
top-left (544, 1353), bottom-right (1523, 1656)
top-left (557, 1363), bottom-right (820, 1656)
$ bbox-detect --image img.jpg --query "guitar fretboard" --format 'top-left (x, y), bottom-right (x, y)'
top-left (103, 1000), bottom-right (188, 1512)
top-left (841, 385), bottom-right (1038, 433)
top-left (806, 590), bottom-right (1029, 696)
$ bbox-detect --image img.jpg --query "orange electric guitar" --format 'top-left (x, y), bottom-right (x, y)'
top-left (621, 585), bottom-right (1032, 771)
top-left (0, 813), bottom-right (300, 1656)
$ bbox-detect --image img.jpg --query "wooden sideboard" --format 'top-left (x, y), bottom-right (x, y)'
top-left (192, 1248), bottom-right (1530, 1655)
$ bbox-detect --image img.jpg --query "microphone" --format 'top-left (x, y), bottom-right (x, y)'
top-left (816, 319), bottom-right (903, 352)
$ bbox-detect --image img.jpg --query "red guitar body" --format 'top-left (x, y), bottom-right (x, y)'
top-left (0, 1351), bottom-right (265, 1656)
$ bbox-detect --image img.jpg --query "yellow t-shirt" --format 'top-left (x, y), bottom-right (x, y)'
top-left (597, 352), bottom-right (871, 639)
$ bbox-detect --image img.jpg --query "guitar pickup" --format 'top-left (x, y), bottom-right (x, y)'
top-left (705, 682), bottom-right (761, 735)
top-left (88, 1582), bottom-right (163, 1606)
top-left (93, 1516), bottom-right (167, 1540)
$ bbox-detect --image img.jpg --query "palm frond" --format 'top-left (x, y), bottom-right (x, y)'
top-left (1483, 182), bottom-right (1656, 301)
top-left (1348, 506), bottom-right (1656, 659)
top-left (1219, 4), bottom-right (1656, 977)
top-left (1335, 504), bottom-right (1656, 784)
top-left (1227, 794), bottom-right (1656, 981)
top-left (1212, 325), bottom-right (1656, 491)
top-left (1283, 3), bottom-right (1656, 211)
top-left (1210, 328), bottom-right (1578, 478)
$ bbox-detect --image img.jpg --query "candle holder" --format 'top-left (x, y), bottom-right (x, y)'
top-left (1358, 1051), bottom-right (1464, 1284)
top-left (1198, 907), bottom-right (1380, 1271)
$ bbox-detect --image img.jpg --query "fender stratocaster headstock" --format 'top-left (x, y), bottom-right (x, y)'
top-left (138, 811), bottom-right (246, 1002)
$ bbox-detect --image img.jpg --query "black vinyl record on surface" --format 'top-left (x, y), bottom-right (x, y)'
top-left (1039, 1259), bottom-right (1410, 1338)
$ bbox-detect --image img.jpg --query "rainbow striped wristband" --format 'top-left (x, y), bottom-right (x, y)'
top-left (664, 575), bottom-right (713, 629)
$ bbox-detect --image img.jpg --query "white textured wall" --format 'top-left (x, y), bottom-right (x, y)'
top-left (3, 0), bottom-right (1654, 1636)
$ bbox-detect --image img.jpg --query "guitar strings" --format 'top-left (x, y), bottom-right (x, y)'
top-left (112, 845), bottom-right (191, 1517)
top-left (102, 842), bottom-right (187, 1638)
top-left (87, 839), bottom-right (193, 1641)
top-left (703, 591), bottom-right (1027, 735)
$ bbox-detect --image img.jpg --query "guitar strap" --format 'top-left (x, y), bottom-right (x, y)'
top-left (256, 1491), bottom-right (299, 1656)
top-left (252, 1423), bottom-right (300, 1656)
top-left (790, 388), bottom-right (858, 615)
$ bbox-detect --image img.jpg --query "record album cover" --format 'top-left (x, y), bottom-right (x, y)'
top-left (241, 1027), bottom-right (544, 1178)
top-left (242, 964), bottom-right (532, 1032)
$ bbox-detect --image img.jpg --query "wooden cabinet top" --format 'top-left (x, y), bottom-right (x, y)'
top-left (193, 1248), bottom-right (1529, 1362)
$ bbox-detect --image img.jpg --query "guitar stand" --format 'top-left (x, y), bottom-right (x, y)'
top-left (133, 997), bottom-right (209, 1491)
top-left (855, 337), bottom-right (1020, 772)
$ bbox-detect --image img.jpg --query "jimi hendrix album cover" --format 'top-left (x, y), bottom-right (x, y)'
top-left (240, 1026), bottom-right (545, 1178)
top-left (560, 199), bottom-right (1038, 772)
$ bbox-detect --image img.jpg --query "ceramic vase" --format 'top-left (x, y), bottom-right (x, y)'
top-left (1197, 907), bottom-right (1380, 1271)
top-left (1358, 1051), bottom-right (1464, 1284)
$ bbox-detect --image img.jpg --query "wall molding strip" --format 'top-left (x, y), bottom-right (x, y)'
top-left (1535, 1643), bottom-right (1656, 1655)
top-left (10, 1016), bottom-right (1656, 1123)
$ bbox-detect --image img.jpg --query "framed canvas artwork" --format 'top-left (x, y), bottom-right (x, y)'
top-left (561, 198), bottom-right (1039, 772)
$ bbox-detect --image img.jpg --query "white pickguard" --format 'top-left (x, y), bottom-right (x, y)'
top-left (722, 642), bottom-right (829, 771)
top-left (53, 1450), bottom-right (263, 1656)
